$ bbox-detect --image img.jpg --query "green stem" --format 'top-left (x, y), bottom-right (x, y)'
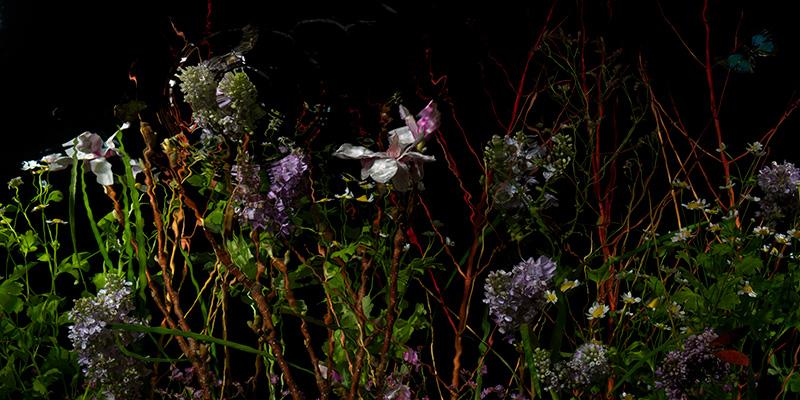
top-left (80, 164), bottom-right (113, 272)
top-left (520, 323), bottom-right (541, 398)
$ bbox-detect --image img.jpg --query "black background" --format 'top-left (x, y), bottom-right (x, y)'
top-left (1, 0), bottom-right (798, 183)
top-left (2, 0), bottom-right (800, 395)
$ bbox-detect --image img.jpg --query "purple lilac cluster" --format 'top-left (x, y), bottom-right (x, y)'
top-left (655, 329), bottom-right (730, 400)
top-left (231, 158), bottom-right (268, 230)
top-left (266, 153), bottom-right (308, 236)
top-left (67, 274), bottom-right (145, 399)
top-left (483, 256), bottom-right (557, 339)
top-left (757, 161), bottom-right (800, 224)
top-left (231, 152), bottom-right (308, 236)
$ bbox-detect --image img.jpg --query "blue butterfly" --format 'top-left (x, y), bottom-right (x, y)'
top-left (726, 53), bottom-right (754, 73)
top-left (724, 30), bottom-right (775, 74)
top-left (750, 31), bottom-right (775, 56)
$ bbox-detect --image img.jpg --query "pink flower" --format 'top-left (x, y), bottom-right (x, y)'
top-left (399, 100), bottom-right (440, 141)
top-left (41, 130), bottom-right (122, 186)
top-left (334, 102), bottom-right (439, 192)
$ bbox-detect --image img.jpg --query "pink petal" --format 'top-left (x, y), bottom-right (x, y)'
top-left (416, 101), bottom-right (440, 138)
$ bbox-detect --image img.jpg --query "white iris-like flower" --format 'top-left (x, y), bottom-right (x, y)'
top-left (333, 102), bottom-right (439, 192)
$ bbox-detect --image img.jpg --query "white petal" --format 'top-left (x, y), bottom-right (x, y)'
top-left (401, 151), bottom-right (436, 163)
top-left (41, 153), bottom-right (72, 171)
top-left (333, 143), bottom-right (379, 160)
top-left (368, 158), bottom-right (399, 183)
top-left (90, 159), bottom-right (114, 186)
top-left (388, 127), bottom-right (416, 148)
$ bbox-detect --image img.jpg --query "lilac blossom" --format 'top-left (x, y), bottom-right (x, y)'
top-left (482, 256), bottom-right (557, 339)
top-left (655, 329), bottom-right (730, 400)
top-left (68, 274), bottom-right (146, 399)
top-left (567, 342), bottom-right (610, 386)
top-left (334, 102), bottom-right (439, 192)
top-left (266, 152), bottom-right (308, 236)
top-left (231, 152), bottom-right (308, 235)
top-left (757, 161), bottom-right (800, 223)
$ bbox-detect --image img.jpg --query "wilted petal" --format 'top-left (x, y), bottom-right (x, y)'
top-left (90, 159), bottom-right (114, 186)
top-left (391, 162), bottom-right (412, 191)
top-left (333, 143), bottom-right (380, 160)
top-left (367, 158), bottom-right (399, 183)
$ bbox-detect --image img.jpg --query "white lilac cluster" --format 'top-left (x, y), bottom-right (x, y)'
top-left (533, 342), bottom-right (610, 393)
top-left (483, 256), bottom-right (557, 340)
top-left (177, 65), bottom-right (265, 139)
top-left (67, 274), bottom-right (146, 399)
top-left (484, 133), bottom-right (547, 209)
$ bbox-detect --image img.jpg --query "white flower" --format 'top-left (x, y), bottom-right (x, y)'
top-left (333, 103), bottom-right (439, 192)
top-left (42, 131), bottom-right (120, 186)
top-left (789, 229), bottom-right (800, 239)
top-left (621, 392), bottom-right (635, 400)
top-left (544, 290), bottom-right (558, 304)
top-left (671, 179), bottom-right (689, 189)
top-left (21, 160), bottom-right (42, 171)
top-left (681, 198), bottom-right (709, 211)
top-left (753, 226), bottom-right (772, 237)
top-left (746, 141), bottom-right (765, 156)
top-left (775, 233), bottom-right (790, 245)
top-left (587, 302), bottom-right (609, 320)
top-left (671, 227), bottom-right (693, 242)
top-left (622, 291), bottom-right (641, 305)
top-left (653, 322), bottom-right (671, 330)
top-left (738, 281), bottom-right (757, 298)
top-left (560, 278), bottom-right (580, 292)
top-left (707, 223), bottom-right (721, 232)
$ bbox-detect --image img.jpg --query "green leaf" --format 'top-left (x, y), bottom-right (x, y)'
top-left (734, 255), bottom-right (762, 275)
top-left (18, 230), bottom-right (39, 256)
top-left (0, 279), bottom-right (23, 314)
top-left (204, 204), bottom-right (225, 234)
top-left (226, 235), bottom-right (256, 280)
top-left (46, 190), bottom-right (64, 203)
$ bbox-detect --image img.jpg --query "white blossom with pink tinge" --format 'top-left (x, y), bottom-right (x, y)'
top-left (333, 102), bottom-right (440, 192)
